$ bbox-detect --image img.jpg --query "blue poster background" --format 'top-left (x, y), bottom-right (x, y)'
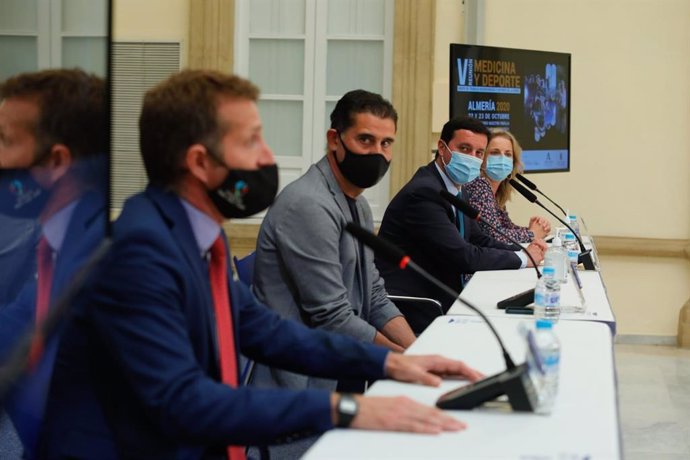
top-left (450, 44), bottom-right (571, 173)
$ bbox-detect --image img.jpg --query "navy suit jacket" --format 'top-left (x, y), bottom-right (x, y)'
top-left (0, 215), bottom-right (39, 308)
top-left (0, 190), bottom-right (106, 459)
top-left (376, 162), bottom-right (521, 310)
top-left (40, 186), bottom-right (388, 459)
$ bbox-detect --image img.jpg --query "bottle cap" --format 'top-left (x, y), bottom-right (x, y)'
top-left (536, 319), bottom-right (553, 329)
top-left (552, 236), bottom-right (562, 246)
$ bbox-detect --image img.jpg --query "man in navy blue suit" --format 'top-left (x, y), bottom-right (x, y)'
top-left (40, 70), bottom-right (482, 459)
top-left (0, 69), bottom-right (107, 459)
top-left (377, 116), bottom-right (547, 312)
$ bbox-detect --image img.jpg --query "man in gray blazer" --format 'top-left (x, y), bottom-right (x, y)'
top-left (252, 90), bottom-right (415, 391)
top-left (252, 90), bottom-right (417, 457)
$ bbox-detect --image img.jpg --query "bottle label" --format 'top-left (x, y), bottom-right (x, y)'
top-left (543, 354), bottom-right (560, 368)
top-left (567, 249), bottom-right (578, 263)
top-left (534, 291), bottom-right (545, 306)
top-left (545, 291), bottom-right (560, 307)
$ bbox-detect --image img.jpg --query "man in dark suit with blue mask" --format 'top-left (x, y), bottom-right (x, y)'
top-left (40, 70), bottom-right (482, 459)
top-left (377, 116), bottom-right (546, 312)
top-left (0, 68), bottom-right (108, 459)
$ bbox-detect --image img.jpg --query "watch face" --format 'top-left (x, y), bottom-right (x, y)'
top-left (337, 394), bottom-right (359, 427)
top-left (340, 397), bottom-right (358, 415)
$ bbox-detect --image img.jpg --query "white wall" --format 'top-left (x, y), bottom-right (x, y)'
top-left (478, 0), bottom-right (690, 241)
top-left (433, 0), bottom-right (690, 338)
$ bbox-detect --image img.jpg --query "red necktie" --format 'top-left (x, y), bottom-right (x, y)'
top-left (28, 236), bottom-right (54, 367)
top-left (209, 235), bottom-right (245, 460)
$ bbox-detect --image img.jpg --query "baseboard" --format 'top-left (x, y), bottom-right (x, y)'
top-left (594, 235), bottom-right (690, 259)
top-left (614, 334), bottom-right (677, 346)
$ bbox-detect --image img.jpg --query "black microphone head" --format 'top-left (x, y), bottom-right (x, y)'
top-left (508, 179), bottom-right (538, 203)
top-left (439, 189), bottom-right (480, 220)
top-left (515, 173), bottom-right (537, 190)
top-left (344, 222), bottom-right (406, 266)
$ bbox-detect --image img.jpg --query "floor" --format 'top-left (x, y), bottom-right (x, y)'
top-left (1, 344), bottom-right (689, 458)
top-left (616, 343), bottom-right (690, 459)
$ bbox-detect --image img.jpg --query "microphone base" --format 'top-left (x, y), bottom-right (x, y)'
top-left (497, 288), bottom-right (535, 309)
top-left (578, 250), bottom-right (596, 271)
top-left (436, 363), bottom-right (538, 412)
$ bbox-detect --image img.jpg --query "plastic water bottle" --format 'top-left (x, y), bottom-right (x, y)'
top-left (543, 236), bottom-right (567, 283)
top-left (534, 266), bottom-right (561, 321)
top-left (568, 213), bottom-right (580, 237)
top-left (563, 232), bottom-right (579, 265)
top-left (534, 319), bottom-right (560, 414)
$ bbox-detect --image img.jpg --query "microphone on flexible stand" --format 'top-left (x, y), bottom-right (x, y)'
top-left (515, 173), bottom-right (568, 217)
top-left (345, 222), bottom-right (538, 412)
top-left (509, 179), bottom-right (596, 270)
top-left (439, 190), bottom-right (541, 308)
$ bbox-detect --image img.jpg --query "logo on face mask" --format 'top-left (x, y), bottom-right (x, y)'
top-left (0, 169), bottom-right (49, 218)
top-left (334, 132), bottom-right (390, 189)
top-left (208, 164), bottom-right (279, 219)
top-left (441, 141), bottom-right (482, 185)
top-left (215, 180), bottom-right (250, 211)
top-left (10, 179), bottom-right (43, 209)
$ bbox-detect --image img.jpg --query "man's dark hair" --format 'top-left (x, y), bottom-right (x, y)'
top-left (0, 68), bottom-right (106, 160)
top-left (329, 89), bottom-right (397, 133)
top-left (440, 116), bottom-right (490, 144)
top-left (139, 69), bottom-right (260, 187)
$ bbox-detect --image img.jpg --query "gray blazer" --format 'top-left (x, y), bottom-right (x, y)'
top-left (251, 156), bottom-right (401, 392)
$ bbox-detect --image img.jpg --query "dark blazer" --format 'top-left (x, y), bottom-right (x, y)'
top-left (0, 190), bottom-right (106, 459)
top-left (376, 162), bottom-right (521, 310)
top-left (0, 215), bottom-right (39, 308)
top-left (39, 186), bottom-right (388, 459)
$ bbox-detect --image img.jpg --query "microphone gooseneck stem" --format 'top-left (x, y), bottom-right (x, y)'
top-left (439, 189), bottom-right (541, 279)
top-left (344, 221), bottom-right (518, 371)
top-left (533, 200), bottom-right (587, 253)
top-left (509, 179), bottom-right (587, 253)
top-left (515, 173), bottom-right (568, 217)
top-left (406, 259), bottom-right (516, 370)
top-left (535, 189), bottom-right (568, 217)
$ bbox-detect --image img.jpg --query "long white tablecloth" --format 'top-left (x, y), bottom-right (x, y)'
top-left (447, 268), bottom-right (616, 332)
top-left (304, 316), bottom-right (621, 459)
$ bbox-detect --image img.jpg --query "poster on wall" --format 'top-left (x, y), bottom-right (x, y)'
top-left (450, 44), bottom-right (571, 173)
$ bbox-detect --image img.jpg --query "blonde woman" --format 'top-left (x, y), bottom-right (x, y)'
top-left (464, 129), bottom-right (550, 243)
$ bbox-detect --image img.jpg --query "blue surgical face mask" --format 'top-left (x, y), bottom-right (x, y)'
top-left (442, 142), bottom-right (482, 185)
top-left (485, 154), bottom-right (514, 181)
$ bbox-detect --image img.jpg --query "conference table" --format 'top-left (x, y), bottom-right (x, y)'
top-left (447, 267), bottom-right (617, 333)
top-left (304, 236), bottom-right (622, 459)
top-left (303, 315), bottom-right (621, 459)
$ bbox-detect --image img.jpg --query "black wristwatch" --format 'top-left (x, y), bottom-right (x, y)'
top-left (336, 393), bottom-right (358, 428)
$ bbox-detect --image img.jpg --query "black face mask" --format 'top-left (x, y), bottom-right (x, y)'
top-left (208, 164), bottom-right (279, 219)
top-left (334, 133), bottom-right (390, 189)
top-left (0, 168), bottom-right (49, 219)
